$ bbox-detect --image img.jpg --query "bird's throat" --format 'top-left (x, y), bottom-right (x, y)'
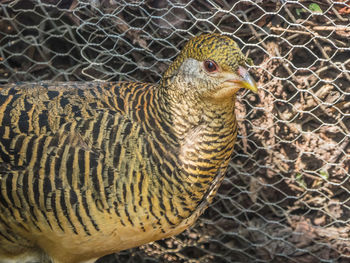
top-left (158, 85), bottom-right (238, 204)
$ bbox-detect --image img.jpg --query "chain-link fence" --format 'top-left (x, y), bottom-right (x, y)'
top-left (1, 0), bottom-right (350, 262)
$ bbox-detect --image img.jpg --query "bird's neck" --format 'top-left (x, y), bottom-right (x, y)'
top-left (158, 81), bottom-right (236, 133)
top-left (158, 83), bottom-right (238, 206)
top-left (158, 82), bottom-right (237, 140)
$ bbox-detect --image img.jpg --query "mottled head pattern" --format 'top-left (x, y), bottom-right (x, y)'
top-left (163, 33), bottom-right (249, 80)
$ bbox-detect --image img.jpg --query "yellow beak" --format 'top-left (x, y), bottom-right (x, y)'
top-left (237, 66), bottom-right (258, 93)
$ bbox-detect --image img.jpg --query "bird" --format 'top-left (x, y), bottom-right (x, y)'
top-left (0, 33), bottom-right (257, 263)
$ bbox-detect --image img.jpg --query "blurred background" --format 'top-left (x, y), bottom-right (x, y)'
top-left (0, 0), bottom-right (349, 262)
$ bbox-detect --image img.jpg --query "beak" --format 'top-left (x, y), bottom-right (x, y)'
top-left (214, 66), bottom-right (258, 100)
top-left (234, 66), bottom-right (258, 93)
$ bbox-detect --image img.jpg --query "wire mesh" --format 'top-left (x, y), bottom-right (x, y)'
top-left (1, 0), bottom-right (350, 262)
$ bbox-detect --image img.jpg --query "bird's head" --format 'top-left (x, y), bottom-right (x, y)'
top-left (162, 33), bottom-right (258, 102)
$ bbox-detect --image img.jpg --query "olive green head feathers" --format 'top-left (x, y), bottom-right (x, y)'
top-left (162, 33), bottom-right (257, 101)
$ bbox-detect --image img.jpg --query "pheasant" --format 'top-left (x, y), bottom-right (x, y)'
top-left (0, 33), bottom-right (257, 263)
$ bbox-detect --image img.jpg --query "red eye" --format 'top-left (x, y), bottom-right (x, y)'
top-left (203, 60), bottom-right (219, 73)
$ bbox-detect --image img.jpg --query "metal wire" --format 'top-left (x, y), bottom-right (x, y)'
top-left (0, 0), bottom-right (350, 262)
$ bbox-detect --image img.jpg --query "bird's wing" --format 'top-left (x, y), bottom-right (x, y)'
top-left (0, 82), bottom-right (184, 242)
top-left (0, 82), bottom-right (129, 170)
top-left (0, 109), bottom-right (144, 222)
top-left (0, 113), bottom-right (99, 169)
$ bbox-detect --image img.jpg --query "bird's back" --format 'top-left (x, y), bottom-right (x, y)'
top-left (0, 82), bottom-right (189, 262)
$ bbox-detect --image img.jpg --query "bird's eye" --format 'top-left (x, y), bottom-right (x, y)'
top-left (203, 60), bottom-right (219, 73)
